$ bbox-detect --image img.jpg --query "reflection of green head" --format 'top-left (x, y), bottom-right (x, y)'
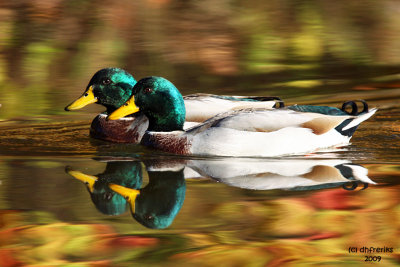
top-left (92, 161), bottom-right (142, 215)
top-left (67, 161), bottom-right (142, 216)
top-left (134, 170), bottom-right (186, 229)
top-left (90, 179), bottom-right (128, 215)
top-left (110, 168), bottom-right (186, 229)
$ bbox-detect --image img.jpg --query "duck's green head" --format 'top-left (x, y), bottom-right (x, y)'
top-left (108, 76), bottom-right (185, 131)
top-left (65, 68), bottom-right (137, 113)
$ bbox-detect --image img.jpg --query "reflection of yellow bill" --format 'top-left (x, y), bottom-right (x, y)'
top-left (67, 169), bottom-right (97, 193)
top-left (65, 85), bottom-right (98, 111)
top-left (109, 183), bottom-right (140, 213)
top-left (107, 96), bottom-right (139, 120)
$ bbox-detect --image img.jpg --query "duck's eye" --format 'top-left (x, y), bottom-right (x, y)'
top-left (102, 78), bottom-right (112, 85)
top-left (104, 192), bottom-right (114, 200)
top-left (143, 87), bottom-right (153, 94)
top-left (84, 92), bottom-right (89, 97)
top-left (145, 214), bottom-right (154, 221)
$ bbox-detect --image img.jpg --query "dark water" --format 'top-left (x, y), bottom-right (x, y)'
top-left (1, 1), bottom-right (400, 266)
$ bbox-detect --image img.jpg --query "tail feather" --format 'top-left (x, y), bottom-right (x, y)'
top-left (336, 163), bottom-right (376, 184)
top-left (335, 108), bottom-right (377, 137)
top-left (342, 108), bottom-right (377, 131)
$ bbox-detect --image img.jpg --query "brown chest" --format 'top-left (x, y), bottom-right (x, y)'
top-left (141, 132), bottom-right (191, 155)
top-left (90, 114), bottom-right (149, 143)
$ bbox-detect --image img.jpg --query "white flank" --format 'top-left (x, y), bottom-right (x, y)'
top-left (189, 126), bottom-right (350, 157)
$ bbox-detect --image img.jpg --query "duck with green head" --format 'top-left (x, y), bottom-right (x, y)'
top-left (65, 68), bottom-right (149, 143)
top-left (65, 68), bottom-right (282, 143)
top-left (109, 76), bottom-right (377, 157)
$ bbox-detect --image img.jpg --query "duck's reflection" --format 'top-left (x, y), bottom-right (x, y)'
top-left (66, 160), bottom-right (186, 229)
top-left (66, 158), bottom-right (375, 229)
top-left (185, 159), bottom-right (375, 191)
top-left (66, 161), bottom-right (142, 216)
top-left (110, 161), bottom-right (186, 229)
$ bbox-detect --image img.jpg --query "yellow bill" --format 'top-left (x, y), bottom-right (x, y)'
top-left (109, 183), bottom-right (140, 213)
top-left (65, 85), bottom-right (98, 111)
top-left (107, 96), bottom-right (140, 120)
top-left (67, 169), bottom-right (98, 193)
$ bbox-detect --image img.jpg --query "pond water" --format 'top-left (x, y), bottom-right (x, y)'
top-left (1, 1), bottom-right (400, 266)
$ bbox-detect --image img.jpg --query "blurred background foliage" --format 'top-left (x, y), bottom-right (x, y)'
top-left (0, 0), bottom-right (400, 120)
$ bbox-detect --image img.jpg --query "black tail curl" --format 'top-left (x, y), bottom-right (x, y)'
top-left (341, 100), bottom-right (368, 115)
top-left (342, 181), bottom-right (369, 191)
top-left (259, 97), bottom-right (285, 108)
top-left (273, 100), bottom-right (285, 108)
top-left (335, 100), bottom-right (370, 137)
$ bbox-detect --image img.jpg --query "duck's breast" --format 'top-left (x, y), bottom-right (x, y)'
top-left (141, 131), bottom-right (192, 155)
top-left (90, 113), bottom-right (149, 143)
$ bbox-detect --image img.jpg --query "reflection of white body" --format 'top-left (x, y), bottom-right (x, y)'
top-left (96, 157), bottom-right (375, 191)
top-left (185, 159), bottom-right (375, 190)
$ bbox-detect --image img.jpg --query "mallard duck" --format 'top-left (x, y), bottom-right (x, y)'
top-left (65, 68), bottom-right (282, 143)
top-left (108, 76), bottom-right (377, 157)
